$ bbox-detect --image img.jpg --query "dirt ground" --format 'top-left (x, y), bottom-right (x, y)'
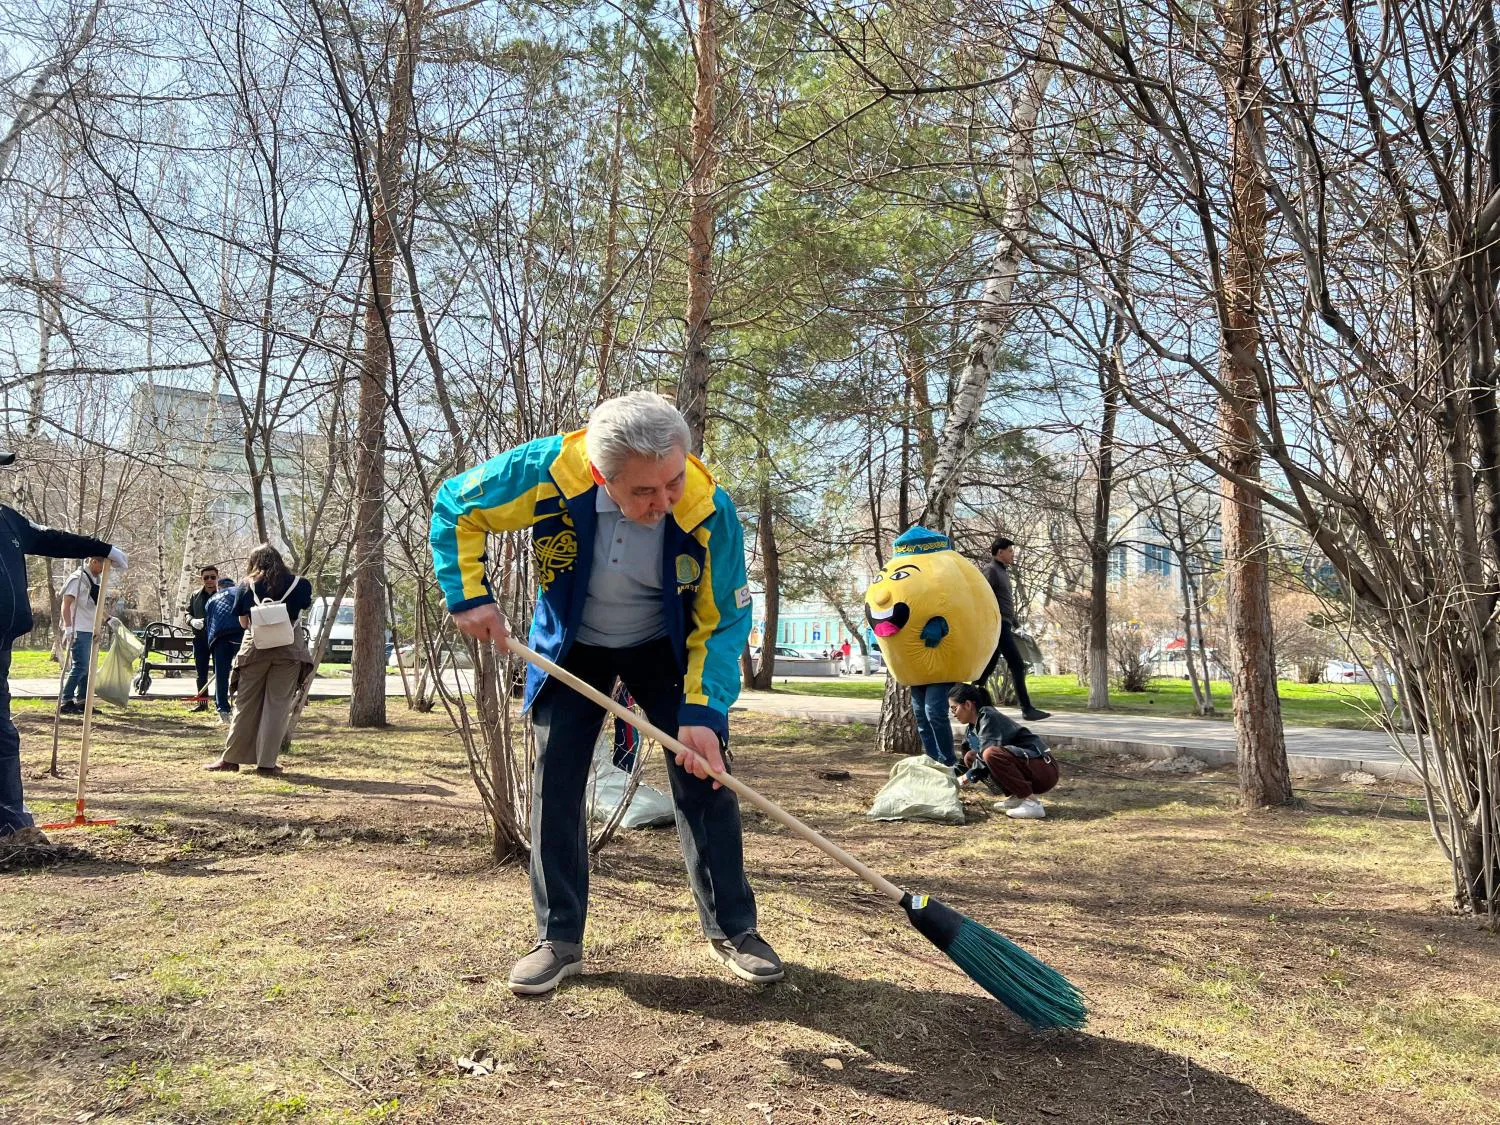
top-left (1, 701), bottom-right (1496, 1124)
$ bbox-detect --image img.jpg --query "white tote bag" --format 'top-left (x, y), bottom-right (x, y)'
top-left (249, 578), bottom-right (299, 650)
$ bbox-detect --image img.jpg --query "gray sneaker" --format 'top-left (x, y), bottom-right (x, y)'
top-left (507, 940), bottom-right (582, 995)
top-left (708, 930), bottom-right (785, 983)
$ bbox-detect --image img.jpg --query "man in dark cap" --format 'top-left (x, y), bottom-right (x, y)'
top-left (0, 452), bottom-right (128, 848)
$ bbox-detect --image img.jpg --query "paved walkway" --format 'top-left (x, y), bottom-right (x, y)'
top-left (733, 690), bottom-right (1423, 784)
top-left (10, 673), bottom-right (416, 702)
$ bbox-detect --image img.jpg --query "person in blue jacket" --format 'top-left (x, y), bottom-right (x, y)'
top-left (204, 576), bottom-right (243, 723)
top-left (430, 391), bottom-right (779, 995)
top-left (0, 451), bottom-right (128, 848)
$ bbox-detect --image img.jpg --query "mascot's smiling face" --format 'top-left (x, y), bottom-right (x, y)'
top-left (864, 526), bottom-right (1000, 687)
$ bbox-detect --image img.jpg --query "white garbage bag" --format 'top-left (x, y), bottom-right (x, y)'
top-left (866, 754), bottom-right (966, 824)
top-left (94, 618), bottom-right (145, 707)
top-left (586, 739), bottom-right (675, 829)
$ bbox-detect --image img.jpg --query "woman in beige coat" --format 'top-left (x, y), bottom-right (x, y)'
top-left (204, 544), bottom-right (314, 775)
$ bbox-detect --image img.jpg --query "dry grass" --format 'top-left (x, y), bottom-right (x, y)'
top-left (1, 701), bottom-right (1495, 1124)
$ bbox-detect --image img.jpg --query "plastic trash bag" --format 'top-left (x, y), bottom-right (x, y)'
top-left (94, 618), bottom-right (144, 707)
top-left (586, 736), bottom-right (675, 829)
top-left (866, 754), bottom-right (966, 825)
top-left (1014, 631), bottom-right (1044, 667)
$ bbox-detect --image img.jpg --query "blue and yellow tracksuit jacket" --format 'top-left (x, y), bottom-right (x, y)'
top-left (428, 430), bottom-right (753, 740)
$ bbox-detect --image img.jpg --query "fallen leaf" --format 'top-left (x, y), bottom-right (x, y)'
top-left (630, 1071), bottom-right (650, 1080)
top-left (821, 1058), bottom-right (843, 1070)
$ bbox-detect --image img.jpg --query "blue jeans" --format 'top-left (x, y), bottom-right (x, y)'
top-left (0, 643), bottom-right (32, 834)
top-left (910, 682), bottom-right (956, 766)
top-left (61, 630), bottom-right (93, 704)
top-left (530, 638), bottom-right (757, 944)
top-left (211, 634), bottom-right (240, 714)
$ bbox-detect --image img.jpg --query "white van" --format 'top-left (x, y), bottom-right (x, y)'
top-left (307, 597), bottom-right (355, 663)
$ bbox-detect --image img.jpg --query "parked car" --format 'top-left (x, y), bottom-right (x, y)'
top-left (854, 648), bottom-right (886, 675)
top-left (750, 646), bottom-right (840, 677)
top-left (1323, 659), bottom-right (1370, 684)
top-left (308, 597), bottom-right (355, 663)
top-left (308, 597), bottom-right (392, 664)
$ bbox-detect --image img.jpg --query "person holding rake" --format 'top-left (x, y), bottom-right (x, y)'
top-left (429, 391), bottom-right (780, 995)
top-left (0, 450), bottom-right (128, 849)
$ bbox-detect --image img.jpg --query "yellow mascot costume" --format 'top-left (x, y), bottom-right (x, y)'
top-left (864, 526), bottom-right (999, 686)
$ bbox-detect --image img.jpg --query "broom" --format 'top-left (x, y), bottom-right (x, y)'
top-left (505, 637), bottom-right (1087, 1030)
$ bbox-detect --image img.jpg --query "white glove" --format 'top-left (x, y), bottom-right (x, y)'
top-left (108, 546), bottom-right (129, 571)
top-left (190, 617), bottom-right (205, 631)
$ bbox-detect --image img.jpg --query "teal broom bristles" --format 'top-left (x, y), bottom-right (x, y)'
top-left (902, 893), bottom-right (1087, 1030)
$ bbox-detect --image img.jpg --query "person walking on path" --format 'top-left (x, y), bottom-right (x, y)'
top-left (430, 390), bottom-right (781, 995)
top-left (948, 683), bottom-right (1057, 820)
top-left (840, 638), bottom-right (852, 673)
top-left (182, 565), bottom-right (219, 712)
top-left (0, 451), bottom-right (127, 848)
top-left (59, 556), bottom-right (108, 715)
top-left (203, 544), bottom-right (312, 775)
top-left (978, 537), bottom-right (1050, 722)
top-left (204, 575), bottom-right (242, 723)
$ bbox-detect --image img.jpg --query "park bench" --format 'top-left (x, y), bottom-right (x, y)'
top-left (132, 621), bottom-right (197, 696)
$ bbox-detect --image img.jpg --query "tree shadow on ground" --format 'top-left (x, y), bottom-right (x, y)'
top-left (280, 773), bottom-right (457, 797)
top-left (592, 968), bottom-right (1319, 1124)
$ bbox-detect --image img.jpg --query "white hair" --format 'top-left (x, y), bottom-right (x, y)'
top-left (585, 391), bottom-right (691, 480)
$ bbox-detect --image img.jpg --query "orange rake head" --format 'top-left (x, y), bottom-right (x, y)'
top-left (41, 800), bottom-right (117, 831)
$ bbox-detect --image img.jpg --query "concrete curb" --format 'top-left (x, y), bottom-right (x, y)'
top-left (1037, 732), bottom-right (1423, 786)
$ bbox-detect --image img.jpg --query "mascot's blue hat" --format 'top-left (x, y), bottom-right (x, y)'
top-left (892, 526), bottom-right (953, 556)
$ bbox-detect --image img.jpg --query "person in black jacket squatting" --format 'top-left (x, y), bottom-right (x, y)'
top-left (0, 451), bottom-right (128, 850)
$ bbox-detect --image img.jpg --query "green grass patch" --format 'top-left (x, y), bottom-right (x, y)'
top-left (9, 647), bottom-right (64, 678)
top-left (771, 673), bottom-right (1392, 729)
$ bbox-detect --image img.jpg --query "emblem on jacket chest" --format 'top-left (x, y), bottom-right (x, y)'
top-left (533, 530), bottom-right (577, 589)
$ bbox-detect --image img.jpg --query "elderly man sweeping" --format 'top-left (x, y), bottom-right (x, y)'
top-left (429, 391), bottom-right (780, 994)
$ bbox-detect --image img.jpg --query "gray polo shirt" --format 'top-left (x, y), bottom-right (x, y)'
top-left (575, 486), bottom-right (667, 648)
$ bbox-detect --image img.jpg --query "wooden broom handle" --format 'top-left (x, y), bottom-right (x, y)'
top-left (75, 559), bottom-right (111, 802)
top-left (505, 636), bottom-right (907, 903)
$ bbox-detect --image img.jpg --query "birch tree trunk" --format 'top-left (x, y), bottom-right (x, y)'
top-left (880, 9), bottom-right (1063, 754)
top-left (1219, 0), bottom-right (1290, 806)
top-left (173, 224), bottom-right (232, 616)
top-left (0, 0), bottom-right (105, 182)
top-left (678, 0), bottom-right (717, 454)
top-left (350, 0), bottom-right (426, 728)
top-left (920, 8), bottom-right (1064, 531)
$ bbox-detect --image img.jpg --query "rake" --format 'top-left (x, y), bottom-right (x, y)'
top-left (43, 559), bottom-right (118, 832)
top-left (506, 637), bottom-right (1087, 1030)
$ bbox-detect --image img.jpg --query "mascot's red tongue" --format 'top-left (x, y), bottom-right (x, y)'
top-left (874, 621), bottom-right (900, 637)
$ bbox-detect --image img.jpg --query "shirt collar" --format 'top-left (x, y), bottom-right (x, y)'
top-left (595, 486), bottom-right (620, 514)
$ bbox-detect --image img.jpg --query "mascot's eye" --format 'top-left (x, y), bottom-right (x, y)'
top-left (889, 567), bottom-right (916, 581)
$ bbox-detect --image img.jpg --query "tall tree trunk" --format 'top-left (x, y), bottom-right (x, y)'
top-left (1086, 338), bottom-right (1119, 709)
top-left (596, 87), bottom-right (626, 399)
top-left (883, 8), bottom-right (1062, 754)
top-left (1219, 0), bottom-right (1290, 806)
top-left (678, 0), bottom-right (717, 454)
top-left (176, 221), bottom-right (232, 616)
top-left (751, 467), bottom-right (779, 691)
top-left (920, 8), bottom-right (1063, 529)
top-left (350, 0), bottom-right (425, 728)
top-left (1178, 556), bottom-right (1211, 714)
top-left (876, 676), bottom-right (919, 755)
